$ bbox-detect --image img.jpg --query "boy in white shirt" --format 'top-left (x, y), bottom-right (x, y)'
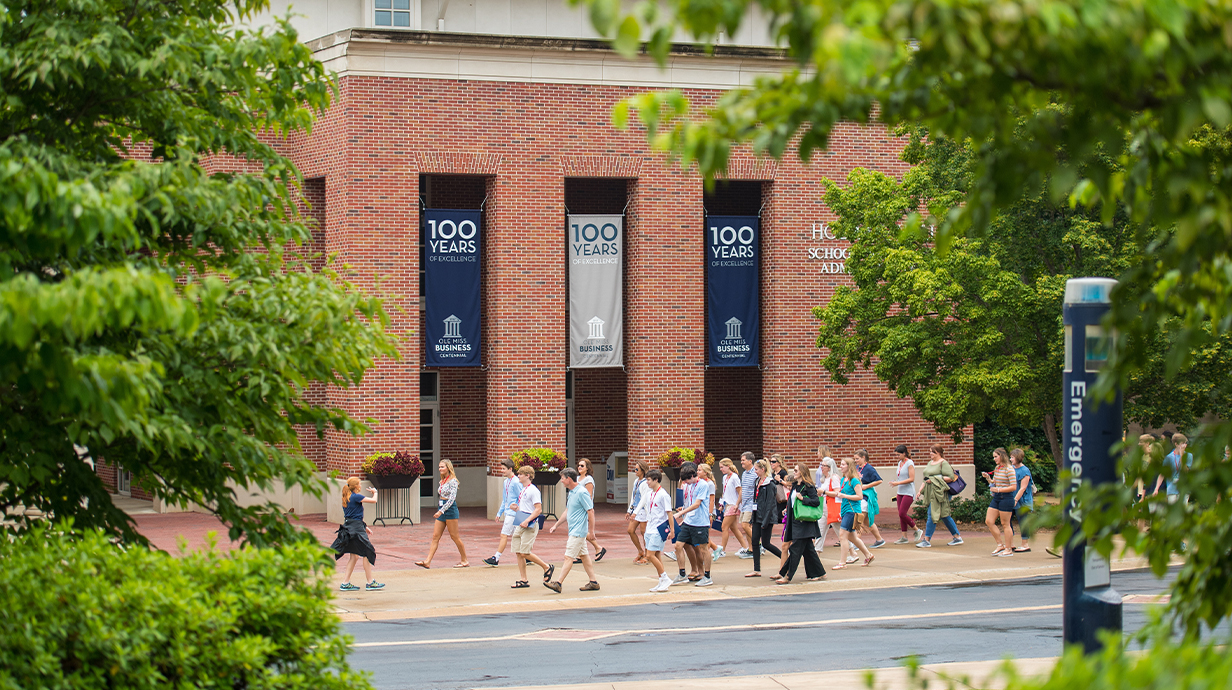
top-left (643, 469), bottom-right (673, 592)
top-left (510, 466), bottom-right (553, 589)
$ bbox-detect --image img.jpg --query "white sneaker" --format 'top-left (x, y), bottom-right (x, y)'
top-left (712, 548), bottom-right (725, 560)
top-left (650, 575), bottom-right (671, 592)
top-left (665, 551), bottom-right (677, 561)
top-left (670, 575), bottom-right (690, 586)
top-left (914, 529), bottom-right (924, 542)
top-left (737, 549), bottom-right (754, 559)
top-left (948, 537), bottom-right (964, 546)
top-left (695, 576), bottom-right (713, 587)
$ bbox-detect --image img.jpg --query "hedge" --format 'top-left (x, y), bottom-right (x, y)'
top-left (0, 523), bottom-right (370, 690)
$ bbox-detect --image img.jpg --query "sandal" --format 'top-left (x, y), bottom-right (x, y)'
top-left (992, 547), bottom-right (1005, 555)
top-left (453, 562), bottom-right (469, 568)
top-left (744, 572), bottom-right (762, 578)
top-left (543, 564), bottom-right (555, 583)
top-left (595, 547), bottom-right (607, 562)
top-left (863, 555), bottom-right (875, 566)
top-left (511, 581), bottom-right (529, 589)
top-left (773, 578), bottom-right (791, 585)
top-left (414, 561), bottom-right (430, 569)
top-left (634, 556), bottom-right (649, 565)
top-left (832, 563), bottom-right (848, 570)
top-left (1013, 547), bottom-right (1032, 553)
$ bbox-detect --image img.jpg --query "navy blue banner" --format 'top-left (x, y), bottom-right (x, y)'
top-left (706, 216), bottom-right (759, 367)
top-left (424, 209), bottom-right (482, 367)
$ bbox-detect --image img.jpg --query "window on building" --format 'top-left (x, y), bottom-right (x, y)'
top-left (375, 0), bottom-right (411, 27)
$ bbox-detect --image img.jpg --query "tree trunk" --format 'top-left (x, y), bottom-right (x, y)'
top-left (1042, 412), bottom-right (1063, 471)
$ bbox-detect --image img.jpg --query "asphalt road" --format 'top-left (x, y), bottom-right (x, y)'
top-left (346, 568), bottom-right (1181, 690)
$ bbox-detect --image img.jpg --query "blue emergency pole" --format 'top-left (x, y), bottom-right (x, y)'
top-left (1061, 277), bottom-right (1123, 652)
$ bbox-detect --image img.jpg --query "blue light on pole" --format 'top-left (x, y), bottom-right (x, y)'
top-left (1061, 277), bottom-right (1123, 652)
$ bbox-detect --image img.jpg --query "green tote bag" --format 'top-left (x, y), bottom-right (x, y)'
top-left (792, 497), bottom-right (825, 522)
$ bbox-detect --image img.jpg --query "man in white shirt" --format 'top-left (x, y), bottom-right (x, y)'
top-left (510, 466), bottom-right (553, 589)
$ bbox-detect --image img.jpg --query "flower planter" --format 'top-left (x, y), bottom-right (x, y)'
top-left (369, 473), bottom-right (420, 490)
top-left (533, 470), bottom-right (561, 486)
top-left (662, 466), bottom-right (680, 482)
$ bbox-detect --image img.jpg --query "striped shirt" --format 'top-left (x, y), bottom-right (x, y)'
top-left (992, 464), bottom-right (1016, 493)
top-left (739, 469), bottom-right (757, 512)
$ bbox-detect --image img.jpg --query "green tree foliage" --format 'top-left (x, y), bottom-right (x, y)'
top-left (814, 130), bottom-right (1230, 468)
top-left (0, 0), bottom-right (397, 545)
top-left (0, 523), bottom-right (371, 689)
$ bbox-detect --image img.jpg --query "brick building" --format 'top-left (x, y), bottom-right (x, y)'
top-left (111, 0), bottom-right (974, 512)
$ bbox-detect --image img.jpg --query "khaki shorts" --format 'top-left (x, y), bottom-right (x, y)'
top-left (740, 511), bottom-right (753, 524)
top-left (564, 535), bottom-right (590, 559)
top-left (512, 525), bottom-right (539, 554)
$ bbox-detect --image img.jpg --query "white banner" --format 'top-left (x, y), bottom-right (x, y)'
top-left (568, 214), bottom-right (623, 368)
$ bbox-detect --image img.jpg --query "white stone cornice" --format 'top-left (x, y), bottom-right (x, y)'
top-left (311, 29), bottom-right (789, 90)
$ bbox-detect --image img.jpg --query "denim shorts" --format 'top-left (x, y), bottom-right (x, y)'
top-left (990, 492), bottom-right (1016, 513)
top-left (436, 503), bottom-right (460, 521)
top-left (644, 530), bottom-right (666, 553)
top-left (840, 512), bottom-right (856, 531)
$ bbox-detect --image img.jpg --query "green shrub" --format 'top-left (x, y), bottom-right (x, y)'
top-left (0, 523), bottom-right (370, 690)
top-left (911, 493), bottom-right (992, 524)
top-left (1019, 447), bottom-right (1057, 494)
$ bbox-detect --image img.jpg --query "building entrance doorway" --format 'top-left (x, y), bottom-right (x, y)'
top-left (420, 372), bottom-right (441, 498)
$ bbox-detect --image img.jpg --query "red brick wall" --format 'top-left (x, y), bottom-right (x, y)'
top-left (291, 76), bottom-right (973, 479)
top-left (294, 78), bottom-right (420, 475)
top-left (96, 458), bottom-right (117, 493)
top-left (439, 368), bottom-right (487, 468)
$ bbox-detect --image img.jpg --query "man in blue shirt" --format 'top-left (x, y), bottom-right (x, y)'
top-left (738, 452), bottom-right (758, 559)
top-left (545, 468), bottom-right (599, 593)
top-left (672, 462), bottom-right (715, 587)
top-left (1154, 433), bottom-right (1192, 502)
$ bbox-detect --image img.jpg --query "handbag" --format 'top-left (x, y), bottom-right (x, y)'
top-left (711, 506), bottom-right (725, 531)
top-left (946, 470), bottom-right (967, 497)
top-left (775, 481), bottom-right (789, 503)
top-left (792, 497), bottom-right (825, 522)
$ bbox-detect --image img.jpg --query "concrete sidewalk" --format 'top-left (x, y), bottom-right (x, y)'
top-left (494, 657), bottom-right (1059, 690)
top-left (120, 496), bottom-right (1159, 622)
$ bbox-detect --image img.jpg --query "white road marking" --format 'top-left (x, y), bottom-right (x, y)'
top-left (351, 604), bottom-right (1065, 648)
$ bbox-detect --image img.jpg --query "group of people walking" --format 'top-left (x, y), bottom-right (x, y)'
top-left (331, 443), bottom-right (1037, 592)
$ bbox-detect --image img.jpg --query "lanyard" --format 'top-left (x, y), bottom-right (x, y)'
top-left (517, 484), bottom-right (533, 508)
